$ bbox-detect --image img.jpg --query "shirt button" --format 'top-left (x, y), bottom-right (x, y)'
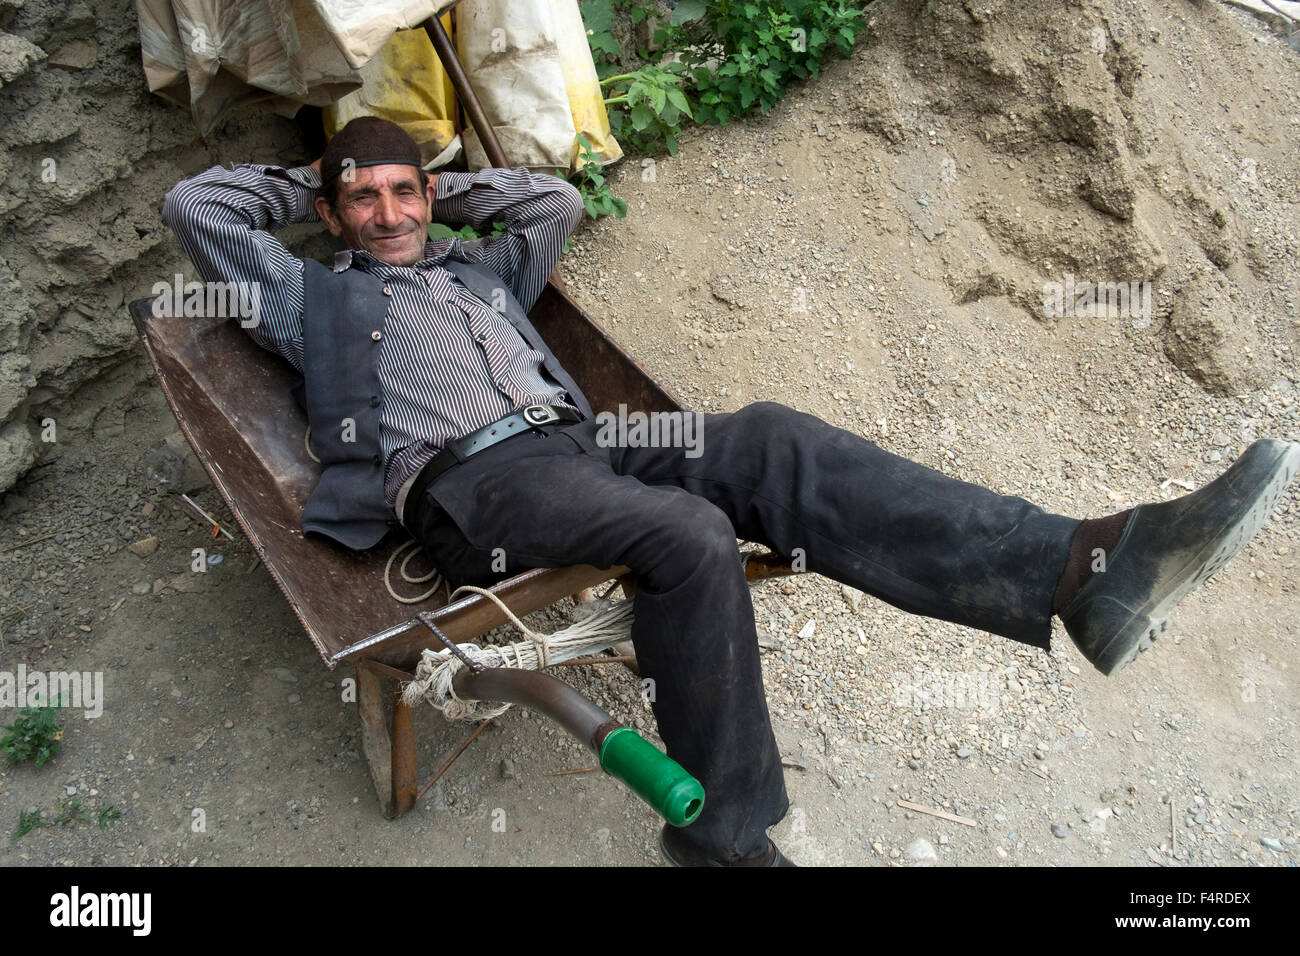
top-left (369, 395), bottom-right (380, 407)
top-left (371, 330), bottom-right (382, 341)
top-left (382, 286), bottom-right (392, 296)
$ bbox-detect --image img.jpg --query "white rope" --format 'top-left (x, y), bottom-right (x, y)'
top-left (402, 587), bottom-right (635, 721)
top-left (383, 539), bottom-right (444, 604)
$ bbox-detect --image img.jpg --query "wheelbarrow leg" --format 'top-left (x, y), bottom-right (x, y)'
top-left (355, 663), bottom-right (396, 817)
top-left (356, 662), bottom-right (418, 818)
top-left (391, 695), bottom-right (418, 815)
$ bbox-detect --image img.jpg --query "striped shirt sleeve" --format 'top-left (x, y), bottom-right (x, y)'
top-left (160, 163), bottom-right (321, 373)
top-left (433, 167), bottom-right (583, 313)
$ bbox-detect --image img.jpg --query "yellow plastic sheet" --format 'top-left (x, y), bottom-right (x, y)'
top-left (322, 16), bottom-right (458, 166)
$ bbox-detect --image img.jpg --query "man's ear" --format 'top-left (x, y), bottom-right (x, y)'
top-left (315, 196), bottom-right (344, 237)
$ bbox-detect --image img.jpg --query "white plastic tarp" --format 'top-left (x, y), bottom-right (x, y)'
top-left (455, 0), bottom-right (623, 173)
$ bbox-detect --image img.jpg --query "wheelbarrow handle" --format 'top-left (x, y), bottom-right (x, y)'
top-left (451, 666), bottom-right (704, 826)
top-left (599, 726), bottom-right (704, 828)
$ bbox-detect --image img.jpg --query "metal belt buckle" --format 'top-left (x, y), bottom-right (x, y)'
top-left (522, 404), bottom-right (560, 427)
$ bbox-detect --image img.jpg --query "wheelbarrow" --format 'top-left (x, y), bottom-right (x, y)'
top-left (130, 11), bottom-right (794, 831)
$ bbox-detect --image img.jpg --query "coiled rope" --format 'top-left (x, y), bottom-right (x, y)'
top-left (384, 539), bottom-right (446, 604)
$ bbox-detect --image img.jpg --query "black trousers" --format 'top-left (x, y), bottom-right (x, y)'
top-left (403, 402), bottom-right (1078, 861)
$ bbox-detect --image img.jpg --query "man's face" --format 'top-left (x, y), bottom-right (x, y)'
top-left (315, 164), bottom-right (435, 267)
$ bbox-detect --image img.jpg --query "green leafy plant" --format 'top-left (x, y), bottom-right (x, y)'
top-left (582, 1), bottom-right (864, 143)
top-left (571, 134), bottom-right (627, 220)
top-left (427, 220), bottom-right (506, 242)
top-left (601, 63), bottom-right (694, 155)
top-left (662, 0), bottom-right (865, 125)
top-left (56, 796), bottom-right (91, 827)
top-left (574, 1), bottom-right (864, 226)
top-left (2, 698), bottom-right (64, 767)
top-left (13, 808), bottom-right (44, 839)
top-left (580, 0), bottom-right (623, 65)
top-left (98, 805), bottom-right (122, 829)
top-left (581, 0), bottom-right (662, 72)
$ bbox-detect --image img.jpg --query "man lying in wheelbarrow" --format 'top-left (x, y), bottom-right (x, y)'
top-left (162, 117), bottom-right (1300, 867)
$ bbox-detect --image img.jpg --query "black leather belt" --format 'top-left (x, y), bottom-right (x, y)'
top-left (405, 404), bottom-right (582, 517)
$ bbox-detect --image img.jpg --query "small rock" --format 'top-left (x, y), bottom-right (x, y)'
top-left (1260, 837), bottom-right (1284, 853)
top-left (0, 33), bottom-right (46, 85)
top-left (131, 582), bottom-right (151, 595)
top-left (223, 719), bottom-right (233, 729)
top-left (840, 584), bottom-right (863, 612)
top-left (1051, 823), bottom-right (1069, 839)
top-left (781, 752), bottom-right (807, 771)
top-left (904, 838), bottom-right (936, 863)
top-left (287, 693), bottom-right (301, 704)
top-left (908, 759), bottom-right (920, 770)
top-left (46, 38), bottom-right (98, 71)
top-left (128, 536), bottom-right (159, 557)
top-left (500, 759), bottom-right (516, 780)
top-left (141, 445), bottom-right (187, 492)
top-left (956, 746), bottom-right (972, 759)
top-left (169, 572), bottom-right (204, 593)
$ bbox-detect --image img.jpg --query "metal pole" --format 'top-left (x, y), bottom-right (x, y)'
top-left (423, 13), bottom-right (511, 169)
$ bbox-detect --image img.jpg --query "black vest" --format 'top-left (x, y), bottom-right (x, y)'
top-left (299, 254), bottom-right (593, 551)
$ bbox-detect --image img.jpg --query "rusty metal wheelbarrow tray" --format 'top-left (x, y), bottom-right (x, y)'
top-left (129, 280), bottom-right (679, 667)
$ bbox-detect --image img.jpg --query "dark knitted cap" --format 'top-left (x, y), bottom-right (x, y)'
top-left (321, 116), bottom-right (423, 184)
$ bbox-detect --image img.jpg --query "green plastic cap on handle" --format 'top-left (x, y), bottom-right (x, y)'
top-left (598, 727), bottom-right (705, 826)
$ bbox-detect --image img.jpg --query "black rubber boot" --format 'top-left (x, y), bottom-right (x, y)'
top-left (658, 825), bottom-right (797, 867)
top-left (1060, 438), bottom-right (1300, 675)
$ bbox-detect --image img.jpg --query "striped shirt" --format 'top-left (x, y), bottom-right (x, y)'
top-left (161, 162), bottom-right (583, 507)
